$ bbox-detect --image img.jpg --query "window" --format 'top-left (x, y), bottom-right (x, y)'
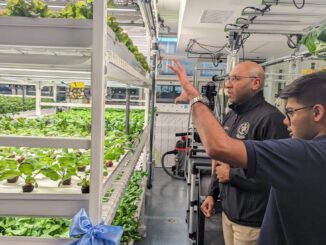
top-left (158, 59), bottom-right (196, 76)
top-left (200, 62), bottom-right (226, 77)
top-left (26, 86), bottom-right (53, 96)
top-left (159, 37), bottom-right (177, 54)
top-left (106, 87), bottom-right (140, 102)
top-left (0, 85), bottom-right (12, 94)
top-left (156, 84), bottom-right (181, 103)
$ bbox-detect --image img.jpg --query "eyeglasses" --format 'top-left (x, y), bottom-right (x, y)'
top-left (285, 105), bottom-right (326, 125)
top-left (284, 105), bottom-right (314, 125)
top-left (225, 75), bottom-right (258, 84)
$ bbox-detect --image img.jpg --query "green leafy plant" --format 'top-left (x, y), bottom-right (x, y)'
top-left (18, 157), bottom-right (44, 192)
top-left (4, 0), bottom-right (38, 17)
top-left (3, 0), bottom-right (150, 72)
top-left (30, 0), bottom-right (55, 17)
top-left (102, 187), bottom-right (114, 203)
top-left (301, 24), bottom-right (326, 58)
top-left (0, 216), bottom-right (71, 237)
top-left (75, 150), bottom-right (90, 171)
top-left (112, 171), bottom-right (147, 243)
top-left (53, 151), bottom-right (78, 186)
top-left (58, 0), bottom-right (93, 19)
top-left (0, 157), bottom-right (20, 183)
top-left (0, 109), bottom-right (144, 190)
top-left (0, 96), bottom-right (54, 115)
top-left (0, 96), bottom-right (34, 114)
top-left (77, 170), bottom-right (90, 187)
top-left (77, 169), bottom-right (90, 193)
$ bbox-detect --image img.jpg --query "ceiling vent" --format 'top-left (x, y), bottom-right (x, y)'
top-left (200, 10), bottom-right (233, 24)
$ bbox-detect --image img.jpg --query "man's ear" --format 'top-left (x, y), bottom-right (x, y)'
top-left (252, 78), bottom-right (261, 91)
top-left (313, 104), bottom-right (325, 122)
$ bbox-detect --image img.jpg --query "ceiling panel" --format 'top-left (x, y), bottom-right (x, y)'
top-left (157, 0), bottom-right (326, 60)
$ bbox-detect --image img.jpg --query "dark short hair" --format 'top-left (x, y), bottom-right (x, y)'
top-left (279, 71), bottom-right (326, 105)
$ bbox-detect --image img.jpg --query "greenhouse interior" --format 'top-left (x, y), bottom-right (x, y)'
top-left (0, 0), bottom-right (325, 244)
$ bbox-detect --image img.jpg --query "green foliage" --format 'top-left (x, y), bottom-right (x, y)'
top-left (53, 150), bottom-right (78, 186)
top-left (4, 0), bottom-right (57, 17)
top-left (0, 96), bottom-right (35, 114)
top-left (0, 109), bottom-right (144, 139)
top-left (112, 171), bottom-right (147, 243)
top-left (102, 187), bottom-right (114, 203)
top-left (301, 24), bottom-right (326, 58)
top-left (2, 0), bottom-right (150, 72)
top-left (77, 169), bottom-right (90, 187)
top-left (0, 216), bottom-right (71, 237)
top-left (18, 157), bottom-right (43, 186)
top-left (77, 150), bottom-right (90, 168)
top-left (0, 96), bottom-right (54, 115)
top-left (58, 0), bottom-right (93, 19)
top-left (0, 108), bottom-right (145, 237)
top-left (40, 168), bottom-right (60, 181)
top-left (0, 157), bottom-right (20, 181)
top-left (30, 0), bottom-right (55, 17)
top-left (107, 0), bottom-right (114, 8)
top-left (5, 0), bottom-right (39, 17)
top-left (0, 109), bottom-right (144, 189)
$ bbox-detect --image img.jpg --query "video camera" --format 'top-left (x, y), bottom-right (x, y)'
top-left (201, 81), bottom-right (217, 111)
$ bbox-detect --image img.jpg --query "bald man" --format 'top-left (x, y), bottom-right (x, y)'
top-left (200, 62), bottom-right (289, 245)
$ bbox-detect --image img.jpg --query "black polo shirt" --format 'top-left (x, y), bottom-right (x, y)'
top-left (245, 135), bottom-right (326, 245)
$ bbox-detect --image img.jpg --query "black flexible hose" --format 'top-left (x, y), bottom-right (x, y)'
top-left (161, 150), bottom-right (186, 180)
top-left (292, 0), bottom-right (305, 9)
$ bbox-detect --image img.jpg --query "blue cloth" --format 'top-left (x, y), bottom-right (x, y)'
top-left (245, 135), bottom-right (326, 245)
top-left (70, 208), bottom-right (123, 245)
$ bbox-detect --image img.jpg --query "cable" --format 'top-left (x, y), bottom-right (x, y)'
top-left (292, 0), bottom-right (305, 9)
top-left (286, 34), bottom-right (302, 49)
top-left (242, 5), bottom-right (271, 16)
top-left (186, 39), bottom-right (227, 54)
top-left (229, 4), bottom-right (271, 32)
top-left (287, 35), bottom-right (297, 49)
top-left (241, 33), bottom-right (250, 60)
top-left (161, 150), bottom-right (185, 180)
top-left (185, 39), bottom-right (227, 66)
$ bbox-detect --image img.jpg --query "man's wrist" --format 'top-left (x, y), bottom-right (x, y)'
top-left (205, 195), bottom-right (216, 201)
top-left (188, 91), bottom-right (201, 101)
top-left (189, 94), bottom-right (210, 108)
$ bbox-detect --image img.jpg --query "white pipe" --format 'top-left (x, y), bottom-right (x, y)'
top-left (261, 51), bottom-right (310, 67)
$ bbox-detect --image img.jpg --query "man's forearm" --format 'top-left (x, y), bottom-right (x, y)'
top-left (192, 102), bottom-right (247, 168)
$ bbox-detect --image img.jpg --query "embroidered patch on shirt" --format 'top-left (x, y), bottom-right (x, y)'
top-left (236, 122), bottom-right (250, 139)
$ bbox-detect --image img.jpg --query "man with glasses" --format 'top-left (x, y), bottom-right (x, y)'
top-left (193, 61), bottom-right (288, 245)
top-left (169, 59), bottom-right (326, 245)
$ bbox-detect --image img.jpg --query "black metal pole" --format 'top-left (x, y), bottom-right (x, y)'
top-left (22, 85), bottom-right (26, 111)
top-left (147, 40), bottom-right (158, 189)
top-left (125, 88), bottom-right (130, 136)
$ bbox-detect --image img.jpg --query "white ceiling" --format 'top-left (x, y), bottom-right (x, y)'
top-left (157, 0), bottom-right (180, 34)
top-left (157, 0), bottom-right (326, 60)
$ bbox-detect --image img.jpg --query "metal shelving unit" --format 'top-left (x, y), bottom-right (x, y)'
top-left (102, 129), bottom-right (147, 224)
top-left (0, 1), bottom-right (151, 243)
top-left (0, 16), bottom-right (149, 86)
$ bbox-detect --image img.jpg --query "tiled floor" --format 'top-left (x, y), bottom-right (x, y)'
top-left (135, 168), bottom-right (224, 245)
